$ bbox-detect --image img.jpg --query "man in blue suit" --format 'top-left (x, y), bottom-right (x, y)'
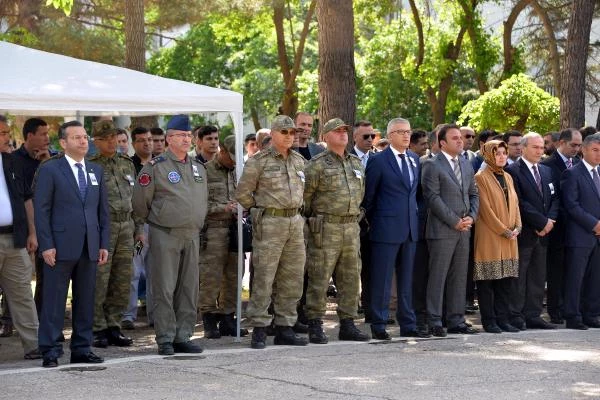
top-left (363, 117), bottom-right (426, 339)
top-left (560, 133), bottom-right (600, 330)
top-left (34, 120), bottom-right (109, 367)
top-left (506, 133), bottom-right (559, 330)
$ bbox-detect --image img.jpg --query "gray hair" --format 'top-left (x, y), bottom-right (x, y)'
top-left (521, 132), bottom-right (543, 147)
top-left (387, 117), bottom-right (410, 134)
top-left (583, 133), bottom-right (600, 147)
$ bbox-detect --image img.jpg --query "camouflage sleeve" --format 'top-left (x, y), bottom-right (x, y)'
top-left (235, 157), bottom-right (259, 209)
top-left (132, 163), bottom-right (154, 221)
top-left (303, 159), bottom-right (319, 217)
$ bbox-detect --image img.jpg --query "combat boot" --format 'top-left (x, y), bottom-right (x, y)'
top-left (93, 329), bottom-right (108, 348)
top-left (338, 318), bottom-right (370, 341)
top-left (251, 327), bottom-right (267, 349)
top-left (202, 313), bottom-right (221, 339)
top-left (273, 326), bottom-right (308, 346)
top-left (219, 313), bottom-right (249, 337)
top-left (307, 319), bottom-right (328, 344)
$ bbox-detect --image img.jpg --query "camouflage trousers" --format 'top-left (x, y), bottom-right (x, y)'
top-left (246, 214), bottom-right (305, 327)
top-left (93, 219), bottom-right (134, 332)
top-left (306, 221), bottom-right (361, 320)
top-left (198, 225), bottom-right (238, 315)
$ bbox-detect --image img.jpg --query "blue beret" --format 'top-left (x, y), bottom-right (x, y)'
top-left (167, 114), bottom-right (191, 131)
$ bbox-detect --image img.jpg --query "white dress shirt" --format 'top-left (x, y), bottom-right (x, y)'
top-left (0, 153), bottom-right (14, 226)
top-left (390, 146), bottom-right (414, 184)
top-left (64, 154), bottom-right (87, 188)
top-left (354, 146), bottom-right (369, 168)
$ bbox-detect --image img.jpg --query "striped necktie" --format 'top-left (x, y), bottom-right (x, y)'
top-left (452, 158), bottom-right (462, 184)
top-left (75, 163), bottom-right (87, 201)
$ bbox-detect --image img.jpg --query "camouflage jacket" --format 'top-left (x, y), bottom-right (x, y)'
top-left (205, 157), bottom-right (236, 220)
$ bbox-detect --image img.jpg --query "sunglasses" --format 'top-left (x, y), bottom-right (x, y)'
top-left (362, 134), bottom-right (376, 140)
top-left (465, 134), bottom-right (475, 139)
top-left (279, 129), bottom-right (296, 136)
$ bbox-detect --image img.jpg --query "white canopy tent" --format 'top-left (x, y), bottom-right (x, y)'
top-left (0, 41), bottom-right (247, 340)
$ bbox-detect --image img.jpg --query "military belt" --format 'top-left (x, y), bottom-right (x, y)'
top-left (263, 208), bottom-right (299, 217)
top-left (205, 219), bottom-right (232, 228)
top-left (111, 211), bottom-right (131, 222)
top-left (322, 214), bottom-right (358, 224)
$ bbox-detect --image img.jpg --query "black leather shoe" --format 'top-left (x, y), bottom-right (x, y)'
top-left (497, 322), bottom-right (519, 332)
top-left (401, 329), bottom-right (432, 338)
top-left (370, 327), bottom-right (391, 340)
top-left (292, 320), bottom-right (309, 334)
top-left (107, 327), bottom-right (133, 346)
top-left (510, 318), bottom-right (527, 331)
top-left (430, 325), bottom-right (447, 337)
top-left (251, 327), bottom-right (267, 349)
top-left (566, 320), bottom-right (588, 330)
top-left (93, 330), bottom-right (108, 348)
top-left (483, 324), bottom-right (502, 333)
top-left (218, 313), bottom-right (249, 337)
top-left (202, 313), bottom-right (221, 339)
top-left (526, 317), bottom-right (557, 330)
top-left (70, 352), bottom-right (104, 364)
top-left (583, 318), bottom-right (600, 328)
top-left (550, 316), bottom-right (564, 325)
top-left (24, 348), bottom-right (43, 360)
top-left (327, 284), bottom-right (338, 298)
top-left (274, 326), bottom-right (308, 346)
top-left (447, 324), bottom-right (479, 334)
top-left (339, 318), bottom-right (370, 341)
top-left (43, 357), bottom-right (58, 368)
top-left (307, 319), bottom-right (328, 344)
top-left (158, 343), bottom-right (175, 355)
top-left (173, 341), bottom-right (203, 353)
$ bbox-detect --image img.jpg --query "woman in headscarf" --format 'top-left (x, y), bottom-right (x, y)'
top-left (474, 140), bottom-right (521, 333)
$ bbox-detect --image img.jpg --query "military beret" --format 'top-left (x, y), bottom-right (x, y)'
top-left (270, 115), bottom-right (295, 132)
top-left (167, 114), bottom-right (191, 132)
top-left (92, 120), bottom-right (117, 138)
top-left (322, 118), bottom-right (349, 135)
top-left (222, 135), bottom-right (236, 156)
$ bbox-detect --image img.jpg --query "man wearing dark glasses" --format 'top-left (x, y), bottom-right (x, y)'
top-left (460, 126), bottom-right (477, 162)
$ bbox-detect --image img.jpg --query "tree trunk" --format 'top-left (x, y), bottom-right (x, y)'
top-left (251, 107), bottom-right (261, 131)
top-left (502, 0), bottom-right (532, 81)
top-left (124, 0), bottom-right (145, 71)
top-left (316, 0), bottom-right (356, 138)
top-left (560, 0), bottom-right (595, 129)
top-left (531, 0), bottom-right (561, 95)
top-left (596, 106), bottom-right (600, 131)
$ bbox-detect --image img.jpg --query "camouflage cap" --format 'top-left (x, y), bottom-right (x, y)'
top-left (322, 118), bottom-right (349, 135)
top-left (92, 120), bottom-right (117, 138)
top-left (222, 135), bottom-right (236, 156)
top-left (270, 115), bottom-right (295, 132)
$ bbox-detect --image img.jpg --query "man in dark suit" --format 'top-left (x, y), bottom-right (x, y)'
top-left (560, 133), bottom-right (600, 330)
top-left (363, 117), bottom-right (426, 339)
top-left (506, 133), bottom-right (559, 330)
top-left (351, 120), bottom-right (376, 321)
top-left (422, 124), bottom-right (479, 337)
top-left (541, 128), bottom-right (582, 323)
top-left (34, 120), bottom-right (109, 368)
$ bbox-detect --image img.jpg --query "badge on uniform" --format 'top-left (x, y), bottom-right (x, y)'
top-left (353, 169), bottom-right (363, 179)
top-left (138, 173), bottom-right (151, 186)
top-left (88, 172), bottom-right (99, 186)
top-left (297, 170), bottom-right (305, 183)
top-left (168, 171), bottom-right (181, 184)
top-left (125, 174), bottom-right (135, 186)
top-left (192, 165), bottom-right (203, 183)
top-left (548, 182), bottom-right (555, 195)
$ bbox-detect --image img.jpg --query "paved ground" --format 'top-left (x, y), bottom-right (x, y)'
top-left (1, 305), bottom-right (600, 399)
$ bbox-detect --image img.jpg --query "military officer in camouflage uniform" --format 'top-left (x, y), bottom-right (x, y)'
top-left (303, 118), bottom-right (370, 344)
top-left (132, 114), bottom-right (208, 355)
top-left (199, 135), bottom-right (248, 338)
top-left (89, 120), bottom-right (139, 348)
top-left (236, 115), bottom-right (308, 349)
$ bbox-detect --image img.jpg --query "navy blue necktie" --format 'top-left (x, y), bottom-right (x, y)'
top-left (399, 154), bottom-right (411, 187)
top-left (75, 163), bottom-right (87, 201)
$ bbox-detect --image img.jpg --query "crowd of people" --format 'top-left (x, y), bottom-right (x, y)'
top-left (0, 112), bottom-right (599, 367)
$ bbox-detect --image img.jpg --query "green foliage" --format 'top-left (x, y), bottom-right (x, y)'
top-left (458, 74), bottom-right (560, 133)
top-left (45, 0), bottom-right (73, 16)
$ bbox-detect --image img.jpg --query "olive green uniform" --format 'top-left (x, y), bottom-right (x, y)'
top-left (235, 147), bottom-right (305, 327)
top-left (88, 152), bottom-right (141, 332)
top-left (132, 149), bottom-right (207, 345)
top-left (198, 158), bottom-right (238, 316)
top-left (304, 150), bottom-right (365, 320)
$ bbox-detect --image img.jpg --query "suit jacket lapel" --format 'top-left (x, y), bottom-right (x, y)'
top-left (59, 157), bottom-right (84, 202)
top-left (519, 159), bottom-right (542, 200)
top-left (384, 147), bottom-right (402, 180)
top-left (438, 154), bottom-right (461, 187)
top-left (580, 163), bottom-right (600, 200)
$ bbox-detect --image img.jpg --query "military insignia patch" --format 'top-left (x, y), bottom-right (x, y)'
top-left (138, 173), bottom-right (151, 186)
top-left (168, 171), bottom-right (181, 183)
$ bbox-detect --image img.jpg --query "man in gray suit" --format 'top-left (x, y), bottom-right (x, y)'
top-left (422, 124), bottom-right (479, 337)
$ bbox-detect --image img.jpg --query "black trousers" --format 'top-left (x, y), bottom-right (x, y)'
top-left (511, 240), bottom-right (547, 322)
top-left (359, 232), bottom-right (372, 318)
top-left (477, 278), bottom-right (515, 326)
top-left (546, 234), bottom-right (565, 319)
top-left (412, 239), bottom-right (429, 327)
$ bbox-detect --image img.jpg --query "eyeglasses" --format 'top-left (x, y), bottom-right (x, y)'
top-left (278, 129), bottom-right (296, 136)
top-left (464, 134), bottom-right (475, 139)
top-left (362, 134), bottom-right (376, 140)
top-left (170, 133), bottom-right (193, 139)
top-left (389, 129), bottom-right (412, 136)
